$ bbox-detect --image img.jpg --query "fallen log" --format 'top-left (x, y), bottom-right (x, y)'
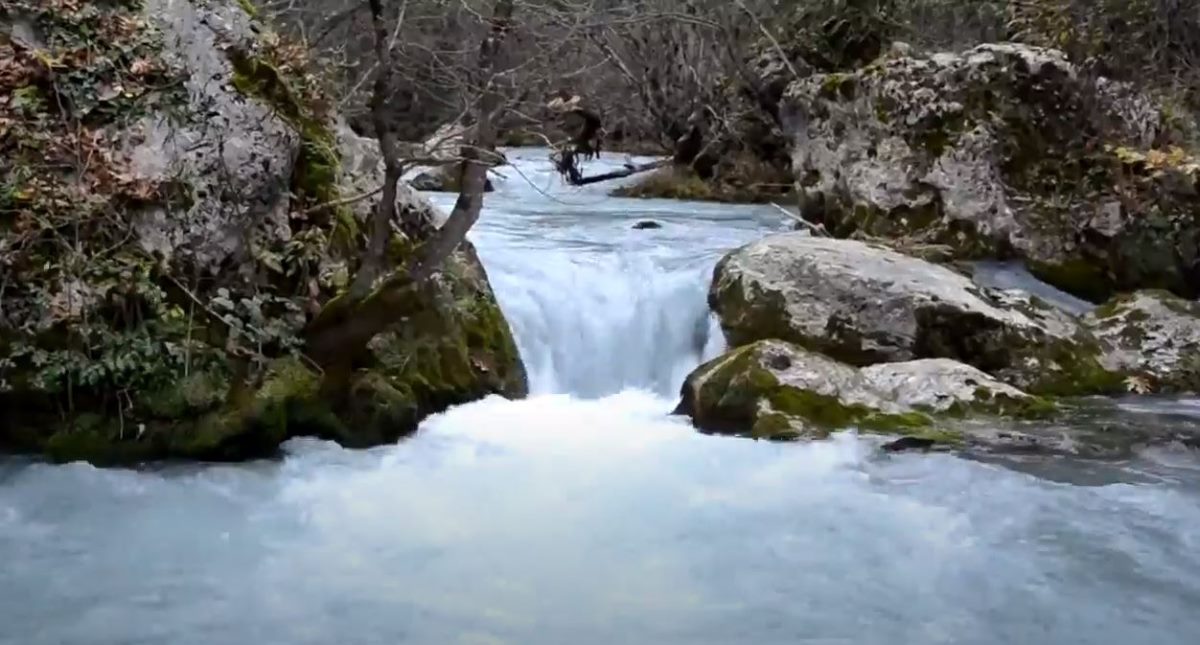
top-left (565, 158), bottom-right (670, 186)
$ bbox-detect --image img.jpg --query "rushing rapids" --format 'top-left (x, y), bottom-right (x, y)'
top-left (2, 150), bottom-right (1200, 645)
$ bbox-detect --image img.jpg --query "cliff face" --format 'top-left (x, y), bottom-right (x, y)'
top-left (0, 0), bottom-right (525, 464)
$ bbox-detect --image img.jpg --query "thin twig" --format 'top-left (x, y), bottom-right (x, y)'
top-left (769, 202), bottom-right (828, 236)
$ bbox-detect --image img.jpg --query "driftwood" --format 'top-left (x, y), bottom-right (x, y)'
top-left (559, 158), bottom-right (670, 186)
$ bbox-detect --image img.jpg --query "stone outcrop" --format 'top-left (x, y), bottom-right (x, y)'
top-left (675, 339), bottom-right (1200, 457)
top-left (676, 339), bottom-right (1046, 445)
top-left (1085, 291), bottom-right (1200, 394)
top-left (784, 43), bottom-right (1200, 301)
top-left (0, 0), bottom-right (525, 465)
top-left (710, 233), bottom-right (1122, 395)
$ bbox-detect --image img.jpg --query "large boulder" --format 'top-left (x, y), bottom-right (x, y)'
top-left (1085, 291), bottom-right (1200, 394)
top-left (0, 0), bottom-right (525, 464)
top-left (785, 43), bottom-right (1200, 301)
top-left (710, 233), bottom-right (1123, 395)
top-left (676, 339), bottom-right (1045, 444)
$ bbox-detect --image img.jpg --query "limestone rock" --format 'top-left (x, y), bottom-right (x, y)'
top-left (1085, 291), bottom-right (1200, 393)
top-left (861, 359), bottom-right (1033, 413)
top-left (710, 233), bottom-right (1122, 395)
top-left (0, 0), bottom-right (526, 465)
top-left (786, 42), bottom-right (1200, 300)
top-left (676, 340), bottom-right (929, 441)
top-left (129, 0), bottom-right (300, 271)
top-left (675, 340), bottom-right (1199, 458)
top-left (676, 340), bottom-right (1048, 446)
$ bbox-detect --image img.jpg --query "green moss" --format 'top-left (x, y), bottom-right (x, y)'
top-left (613, 168), bottom-right (714, 201)
top-left (44, 426), bottom-right (157, 465)
top-left (235, 0), bottom-right (259, 18)
top-left (1027, 257), bottom-right (1114, 303)
top-left (140, 368), bottom-right (230, 419)
top-left (1029, 343), bottom-right (1126, 396)
top-left (819, 73), bottom-right (858, 101)
top-left (899, 427), bottom-right (966, 447)
top-left (943, 386), bottom-right (1059, 420)
top-left (690, 343), bottom-right (934, 441)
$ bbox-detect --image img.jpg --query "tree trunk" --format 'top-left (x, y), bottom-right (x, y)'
top-left (410, 0), bottom-right (515, 282)
top-left (305, 0), bottom-right (518, 370)
top-left (349, 0), bottom-right (403, 299)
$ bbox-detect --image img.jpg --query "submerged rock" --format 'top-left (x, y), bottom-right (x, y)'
top-left (0, 0), bottom-right (525, 465)
top-left (632, 220), bottom-right (663, 230)
top-left (785, 43), bottom-right (1200, 301)
top-left (710, 233), bottom-right (1122, 395)
top-left (1085, 291), bottom-right (1200, 393)
top-left (676, 340), bottom-right (1045, 445)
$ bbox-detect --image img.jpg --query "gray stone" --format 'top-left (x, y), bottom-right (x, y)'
top-left (861, 359), bottom-right (1030, 413)
top-left (129, 0), bottom-right (298, 272)
top-left (1085, 291), bottom-right (1200, 393)
top-left (676, 339), bottom-right (1046, 447)
top-left (785, 42), bottom-right (1200, 300)
top-left (710, 233), bottom-right (1122, 395)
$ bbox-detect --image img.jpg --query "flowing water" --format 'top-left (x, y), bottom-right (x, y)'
top-left (3, 150), bottom-right (1200, 645)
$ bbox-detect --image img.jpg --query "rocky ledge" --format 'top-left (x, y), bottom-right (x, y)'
top-left (679, 232), bottom-right (1200, 457)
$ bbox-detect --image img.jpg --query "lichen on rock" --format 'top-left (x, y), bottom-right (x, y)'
top-left (675, 339), bottom-right (1054, 448)
top-left (786, 42), bottom-right (1200, 301)
top-left (676, 340), bottom-right (936, 442)
top-left (1085, 290), bottom-right (1200, 394)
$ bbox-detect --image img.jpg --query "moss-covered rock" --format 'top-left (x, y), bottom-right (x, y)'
top-left (675, 339), bottom-right (1064, 450)
top-left (0, 0), bottom-right (527, 465)
top-left (1085, 290), bottom-right (1200, 393)
top-left (710, 233), bottom-right (1124, 395)
top-left (676, 340), bottom-right (939, 441)
top-left (785, 42), bottom-right (1200, 300)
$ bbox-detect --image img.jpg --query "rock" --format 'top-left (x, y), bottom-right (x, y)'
top-left (128, 0), bottom-right (300, 271)
top-left (676, 340), bottom-right (934, 441)
top-left (0, 0), bottom-right (525, 465)
top-left (785, 42), bottom-right (1200, 301)
top-left (710, 233), bottom-right (1123, 395)
top-left (1085, 291), bottom-right (1200, 393)
top-left (632, 220), bottom-right (663, 230)
top-left (676, 339), bottom-right (1047, 445)
top-left (675, 340), bottom-right (1197, 458)
top-left (861, 359), bottom-right (1045, 415)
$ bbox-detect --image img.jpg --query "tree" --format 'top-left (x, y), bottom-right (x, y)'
top-left (299, 0), bottom-right (594, 371)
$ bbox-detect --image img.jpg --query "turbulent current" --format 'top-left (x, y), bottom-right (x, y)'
top-left (3, 150), bottom-right (1200, 645)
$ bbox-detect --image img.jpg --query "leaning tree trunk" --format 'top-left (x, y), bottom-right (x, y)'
top-left (305, 0), bottom-right (517, 372)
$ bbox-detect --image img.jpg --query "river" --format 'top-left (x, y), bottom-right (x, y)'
top-left (2, 149), bottom-right (1199, 645)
